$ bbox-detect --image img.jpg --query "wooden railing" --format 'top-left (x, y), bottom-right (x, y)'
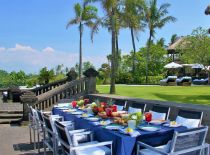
top-left (21, 68), bottom-right (98, 120)
top-left (35, 78), bottom-right (88, 110)
top-left (31, 78), bottom-right (69, 96)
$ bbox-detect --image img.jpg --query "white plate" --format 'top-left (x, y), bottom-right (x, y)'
top-left (58, 107), bottom-right (69, 110)
top-left (71, 112), bottom-right (83, 115)
top-left (86, 117), bottom-right (100, 122)
top-left (105, 125), bottom-right (122, 130)
top-left (163, 123), bottom-right (181, 127)
top-left (150, 120), bottom-right (166, 125)
top-left (138, 126), bottom-right (160, 132)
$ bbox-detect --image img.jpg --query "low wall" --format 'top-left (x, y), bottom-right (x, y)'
top-left (87, 94), bottom-right (210, 143)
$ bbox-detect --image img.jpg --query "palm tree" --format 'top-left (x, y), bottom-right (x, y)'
top-left (157, 37), bottom-right (165, 47)
top-left (171, 34), bottom-right (178, 44)
top-left (88, 0), bottom-right (119, 94)
top-left (144, 0), bottom-right (176, 83)
top-left (66, 2), bottom-right (98, 78)
top-left (121, 0), bottom-right (145, 76)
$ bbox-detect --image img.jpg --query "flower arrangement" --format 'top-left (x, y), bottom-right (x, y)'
top-left (128, 112), bottom-right (143, 126)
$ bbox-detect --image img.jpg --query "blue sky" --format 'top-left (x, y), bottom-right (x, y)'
top-left (0, 0), bottom-right (209, 73)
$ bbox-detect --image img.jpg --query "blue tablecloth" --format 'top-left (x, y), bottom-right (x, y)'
top-left (53, 108), bottom-right (187, 155)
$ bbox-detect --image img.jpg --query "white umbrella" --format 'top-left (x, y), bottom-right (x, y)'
top-left (191, 64), bottom-right (204, 69)
top-left (164, 62), bottom-right (183, 69)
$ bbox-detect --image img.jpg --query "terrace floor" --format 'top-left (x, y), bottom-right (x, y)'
top-left (0, 124), bottom-right (52, 155)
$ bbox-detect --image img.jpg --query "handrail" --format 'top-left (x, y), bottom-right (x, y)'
top-left (32, 78), bottom-right (88, 110)
top-left (31, 78), bottom-right (69, 96)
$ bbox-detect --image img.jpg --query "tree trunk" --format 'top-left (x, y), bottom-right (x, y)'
top-left (110, 10), bottom-right (116, 94)
top-left (79, 23), bottom-right (82, 79)
top-left (146, 31), bottom-right (152, 84)
top-left (115, 32), bottom-right (119, 74)
top-left (131, 27), bottom-right (136, 76)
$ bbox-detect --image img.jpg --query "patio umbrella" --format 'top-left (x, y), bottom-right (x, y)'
top-left (191, 64), bottom-right (204, 69)
top-left (164, 62), bottom-right (183, 69)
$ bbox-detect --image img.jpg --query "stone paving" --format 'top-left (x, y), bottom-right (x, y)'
top-left (0, 124), bottom-right (52, 155)
top-left (0, 102), bottom-right (22, 112)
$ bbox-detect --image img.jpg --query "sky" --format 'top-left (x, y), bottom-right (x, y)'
top-left (0, 0), bottom-right (209, 73)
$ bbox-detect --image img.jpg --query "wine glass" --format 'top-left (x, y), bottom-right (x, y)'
top-left (144, 112), bottom-right (152, 125)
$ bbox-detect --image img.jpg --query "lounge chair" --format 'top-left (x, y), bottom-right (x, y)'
top-left (176, 76), bottom-right (192, 86)
top-left (193, 78), bottom-right (208, 85)
top-left (160, 76), bottom-right (177, 86)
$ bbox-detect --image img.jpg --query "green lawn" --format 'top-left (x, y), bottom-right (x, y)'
top-left (97, 85), bottom-right (210, 105)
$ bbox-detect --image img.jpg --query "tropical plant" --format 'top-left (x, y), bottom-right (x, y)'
top-left (180, 27), bottom-right (210, 77)
top-left (38, 67), bottom-right (55, 84)
top-left (170, 34), bottom-right (178, 44)
top-left (87, 0), bottom-right (120, 94)
top-left (98, 63), bottom-right (111, 84)
top-left (121, 0), bottom-right (145, 75)
top-left (83, 61), bottom-right (95, 72)
top-left (66, 2), bottom-right (98, 78)
top-left (157, 37), bottom-right (165, 47)
top-left (144, 0), bottom-right (176, 83)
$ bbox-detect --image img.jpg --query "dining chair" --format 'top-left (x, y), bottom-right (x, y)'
top-left (27, 104), bottom-right (35, 145)
top-left (36, 110), bottom-right (51, 153)
top-left (137, 126), bottom-right (209, 155)
top-left (127, 101), bottom-right (146, 114)
top-left (113, 99), bottom-right (127, 111)
top-left (149, 105), bottom-right (170, 120)
top-left (175, 109), bottom-right (203, 128)
top-left (54, 120), bottom-right (113, 155)
top-left (42, 113), bottom-right (64, 155)
top-left (28, 105), bottom-right (41, 150)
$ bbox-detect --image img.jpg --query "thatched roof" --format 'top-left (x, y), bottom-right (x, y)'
top-left (167, 37), bottom-right (186, 53)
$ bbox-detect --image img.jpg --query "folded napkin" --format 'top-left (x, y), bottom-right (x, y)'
top-left (119, 128), bottom-right (141, 137)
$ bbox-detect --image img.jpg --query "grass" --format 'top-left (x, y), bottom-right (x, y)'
top-left (96, 85), bottom-right (210, 106)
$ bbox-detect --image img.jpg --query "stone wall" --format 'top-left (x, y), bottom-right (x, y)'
top-left (87, 94), bottom-right (210, 143)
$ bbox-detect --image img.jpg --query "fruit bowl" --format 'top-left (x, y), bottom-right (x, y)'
top-left (98, 112), bottom-right (108, 119)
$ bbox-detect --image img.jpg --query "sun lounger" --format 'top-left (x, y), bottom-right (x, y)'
top-left (176, 76), bottom-right (192, 86)
top-left (192, 78), bottom-right (208, 85)
top-left (160, 76), bottom-right (177, 86)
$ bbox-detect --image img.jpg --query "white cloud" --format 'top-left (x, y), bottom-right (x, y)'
top-left (42, 47), bottom-right (55, 53)
top-left (0, 43), bottom-right (106, 73)
top-left (0, 47), bottom-right (6, 52)
top-left (8, 43), bottom-right (36, 52)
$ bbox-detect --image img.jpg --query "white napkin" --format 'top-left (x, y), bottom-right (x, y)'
top-left (119, 128), bottom-right (141, 137)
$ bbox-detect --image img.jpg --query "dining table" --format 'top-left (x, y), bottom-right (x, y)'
top-left (52, 107), bottom-right (187, 155)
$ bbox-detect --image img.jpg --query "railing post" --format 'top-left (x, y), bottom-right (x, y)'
top-left (83, 68), bottom-right (98, 94)
top-left (20, 91), bottom-right (38, 121)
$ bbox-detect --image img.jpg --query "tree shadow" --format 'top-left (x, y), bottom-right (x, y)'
top-left (152, 93), bottom-right (210, 105)
top-left (13, 143), bottom-right (52, 155)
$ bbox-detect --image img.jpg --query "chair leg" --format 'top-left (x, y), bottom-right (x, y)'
top-left (29, 126), bottom-right (32, 144)
top-left (43, 130), bottom-right (46, 155)
top-left (37, 131), bottom-right (40, 153)
top-left (33, 129), bottom-right (36, 150)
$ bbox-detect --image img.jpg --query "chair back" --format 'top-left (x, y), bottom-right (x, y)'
top-left (43, 113), bottom-right (54, 138)
top-left (178, 109), bottom-right (203, 119)
top-left (113, 99), bottom-right (127, 110)
top-left (127, 101), bottom-right (146, 113)
top-left (170, 126), bottom-right (208, 154)
top-left (54, 121), bottom-right (72, 154)
top-left (177, 109), bottom-right (203, 126)
top-left (37, 110), bottom-right (44, 123)
top-left (113, 99), bottom-right (126, 106)
top-left (151, 105), bottom-right (170, 120)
